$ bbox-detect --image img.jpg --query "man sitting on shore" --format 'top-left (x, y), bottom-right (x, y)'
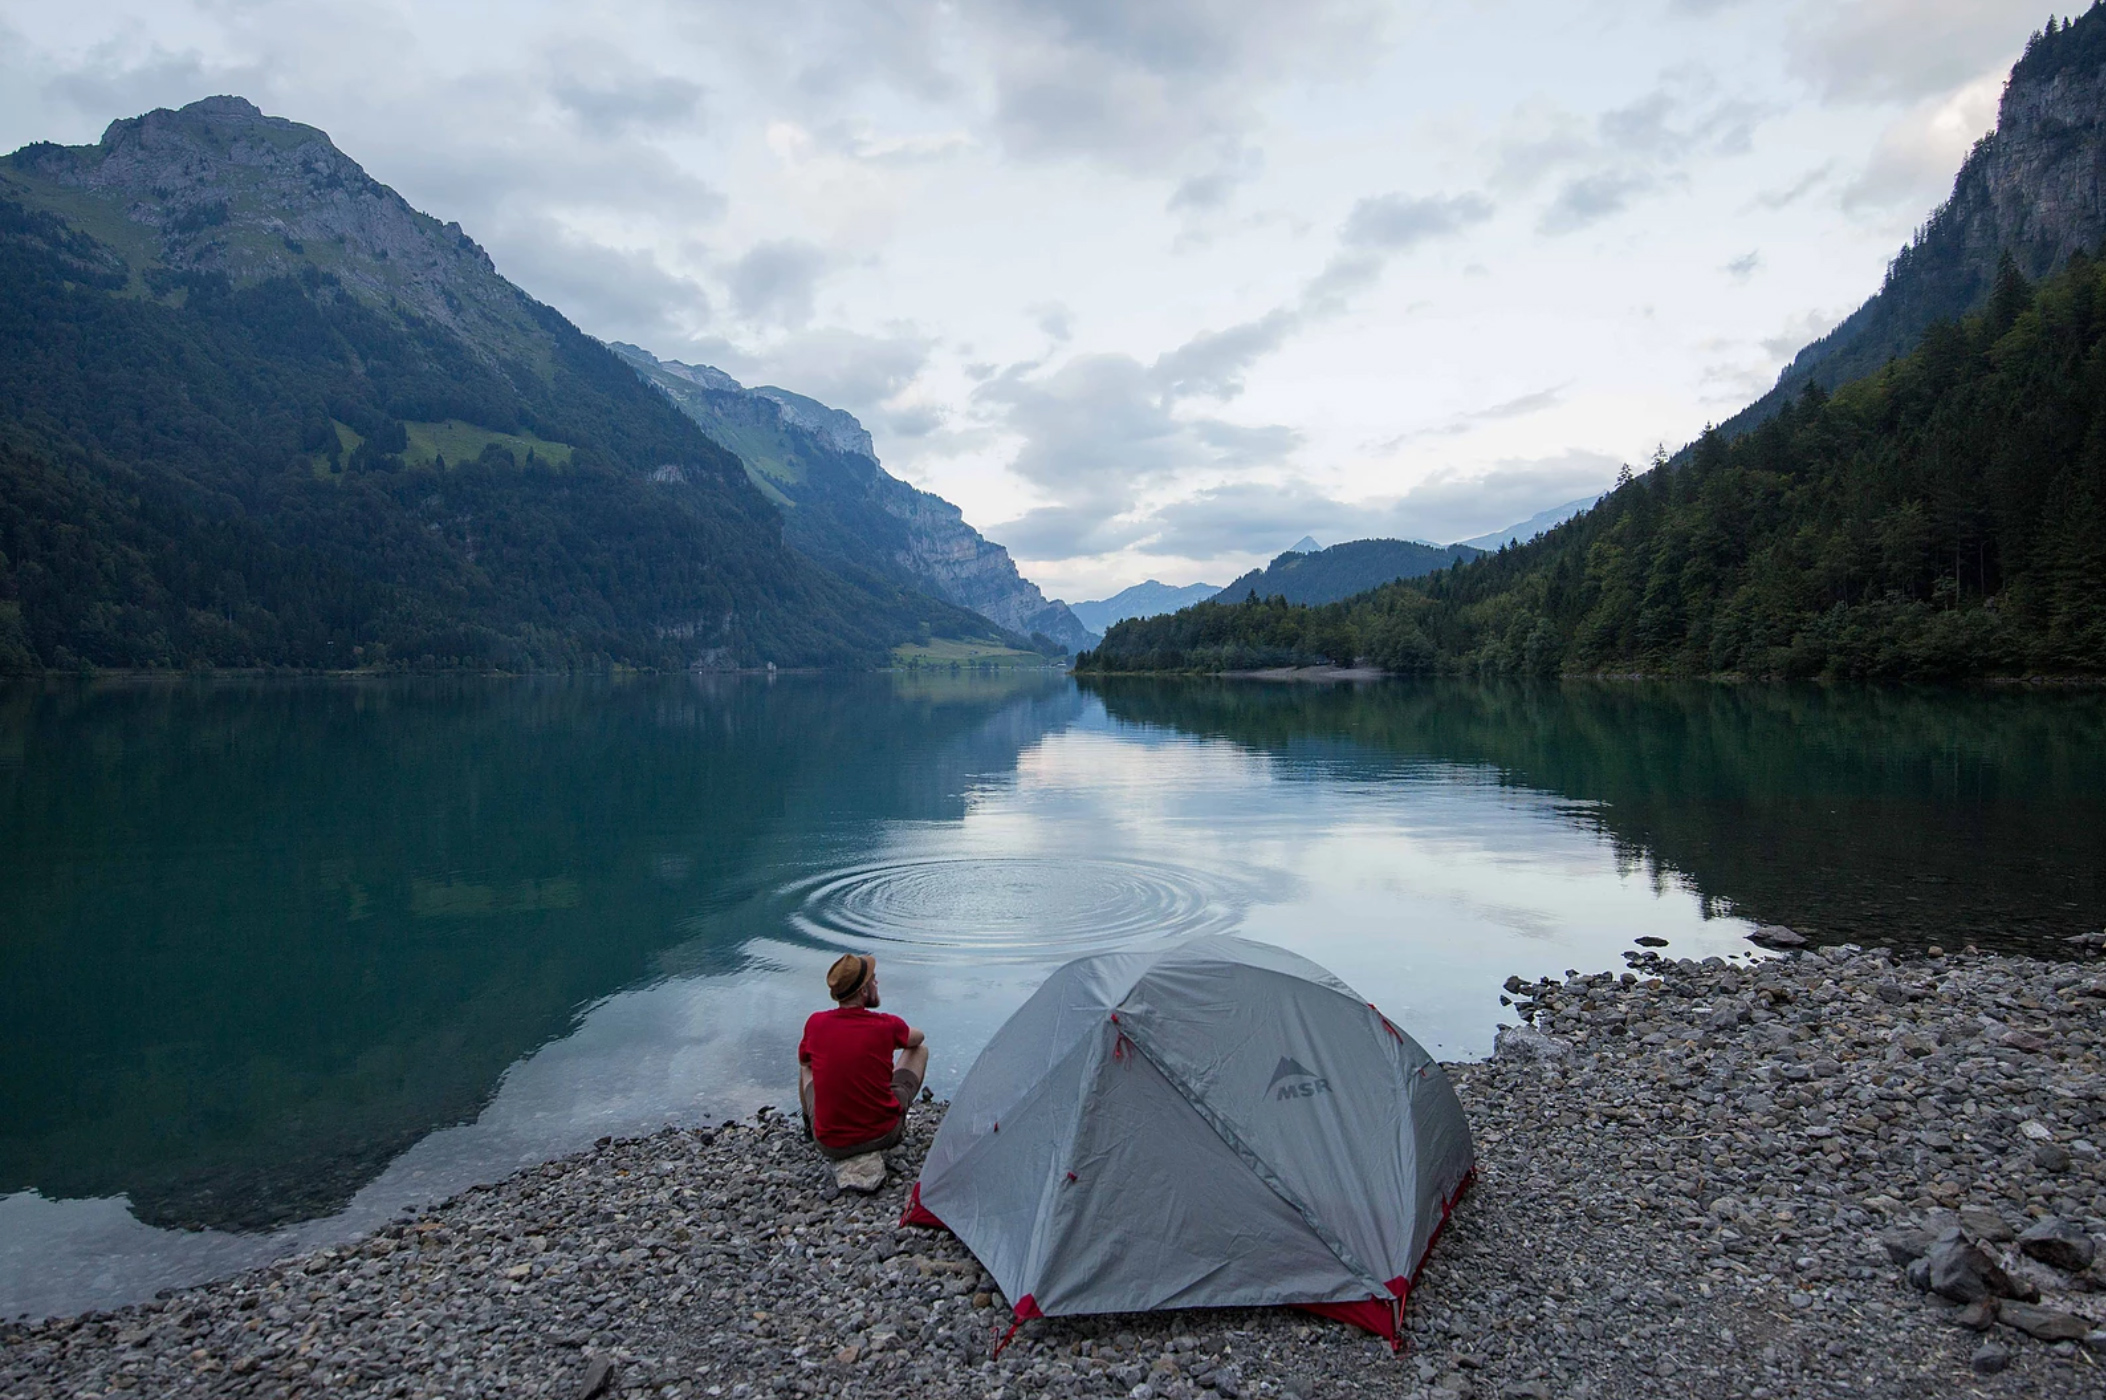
top-left (798, 954), bottom-right (929, 1161)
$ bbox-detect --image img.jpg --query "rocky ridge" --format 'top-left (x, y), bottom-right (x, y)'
top-left (5, 947), bottom-right (2104, 1399)
top-left (1716, 7), bottom-right (2106, 440)
top-left (614, 345), bottom-right (1097, 653)
top-left (4, 96), bottom-right (545, 366)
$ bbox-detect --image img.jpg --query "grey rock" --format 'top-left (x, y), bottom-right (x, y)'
top-left (1996, 1301), bottom-right (2091, 1342)
top-left (2016, 1215), bottom-right (2095, 1272)
top-left (1970, 1342), bottom-right (2010, 1375)
top-left (1954, 1299), bottom-right (1997, 1331)
top-left (1492, 1026), bottom-right (1573, 1062)
top-left (2031, 1141), bottom-right (2073, 1172)
top-left (1956, 1206), bottom-right (2012, 1243)
top-left (831, 1152), bottom-right (886, 1194)
top-left (577, 1355), bottom-right (616, 1400)
top-left (1748, 925), bottom-right (1807, 949)
top-left (1879, 1227), bottom-right (1934, 1264)
top-left (1926, 1237), bottom-right (2001, 1303)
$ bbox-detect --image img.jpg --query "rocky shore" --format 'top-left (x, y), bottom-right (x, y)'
top-left (5, 945), bottom-right (2105, 1399)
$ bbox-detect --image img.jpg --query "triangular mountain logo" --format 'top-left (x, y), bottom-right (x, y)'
top-left (1267, 1055), bottom-right (1316, 1088)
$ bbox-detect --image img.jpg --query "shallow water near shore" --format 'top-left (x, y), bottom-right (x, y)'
top-left (2, 673), bottom-right (2102, 1319)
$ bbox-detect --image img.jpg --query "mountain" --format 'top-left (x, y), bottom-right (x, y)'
top-left (1717, 6), bottom-right (2106, 442)
top-left (1068, 580), bottom-right (1221, 633)
top-left (1286, 535), bottom-right (1323, 555)
top-left (1082, 14), bottom-right (2106, 682)
top-left (1213, 538), bottom-right (1484, 607)
top-left (611, 345), bottom-right (1096, 653)
top-left (1082, 246), bottom-right (2106, 679)
top-left (0, 96), bottom-right (1005, 674)
top-left (1454, 496), bottom-right (1602, 552)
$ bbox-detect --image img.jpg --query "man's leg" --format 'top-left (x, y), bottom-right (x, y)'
top-left (895, 1042), bottom-right (929, 1099)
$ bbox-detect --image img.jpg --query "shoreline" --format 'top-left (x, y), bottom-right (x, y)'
top-left (1073, 667), bottom-right (2106, 687)
top-left (5, 947), bottom-right (2104, 1398)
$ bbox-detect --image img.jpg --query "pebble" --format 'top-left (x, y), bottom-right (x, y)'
top-left (5, 946), bottom-right (2106, 1398)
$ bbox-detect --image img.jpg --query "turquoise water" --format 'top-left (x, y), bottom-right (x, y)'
top-left (2, 674), bottom-right (2101, 1317)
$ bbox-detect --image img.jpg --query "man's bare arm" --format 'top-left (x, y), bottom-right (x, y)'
top-left (903, 1026), bottom-right (925, 1049)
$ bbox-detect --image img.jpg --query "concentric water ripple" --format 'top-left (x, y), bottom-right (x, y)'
top-left (781, 855), bottom-right (1246, 963)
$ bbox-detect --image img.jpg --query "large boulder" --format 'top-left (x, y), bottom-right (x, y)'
top-left (2017, 1216), bottom-right (2096, 1273)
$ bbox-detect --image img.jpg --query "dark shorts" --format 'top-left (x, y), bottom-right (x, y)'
top-left (804, 1066), bottom-right (923, 1161)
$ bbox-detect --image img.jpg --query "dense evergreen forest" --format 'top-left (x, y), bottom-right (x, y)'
top-left (1079, 253), bottom-right (2106, 680)
top-left (0, 191), bottom-right (995, 674)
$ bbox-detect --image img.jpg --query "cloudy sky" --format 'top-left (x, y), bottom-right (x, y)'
top-left (0, 1), bottom-right (2048, 601)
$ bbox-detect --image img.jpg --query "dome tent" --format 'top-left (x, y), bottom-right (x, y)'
top-left (901, 935), bottom-right (1475, 1344)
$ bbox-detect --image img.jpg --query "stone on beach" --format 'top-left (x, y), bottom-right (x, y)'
top-left (2016, 1217), bottom-right (2096, 1273)
top-left (1490, 1025), bottom-right (1572, 1062)
top-left (832, 1151), bottom-right (887, 1194)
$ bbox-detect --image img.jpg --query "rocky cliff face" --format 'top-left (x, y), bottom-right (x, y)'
top-left (614, 346), bottom-right (1097, 651)
top-left (875, 482), bottom-right (1095, 649)
top-left (1717, 11), bottom-right (2106, 438)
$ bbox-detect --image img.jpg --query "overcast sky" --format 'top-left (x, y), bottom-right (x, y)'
top-left (0, 1), bottom-right (2049, 601)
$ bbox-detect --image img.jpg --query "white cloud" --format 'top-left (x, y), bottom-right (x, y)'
top-left (1842, 72), bottom-right (2002, 214)
top-left (732, 326), bottom-right (937, 419)
top-left (1132, 449), bottom-right (1622, 560)
top-left (1786, 0), bottom-right (2037, 104)
top-left (726, 239), bottom-right (830, 329)
top-left (978, 0), bottom-right (1389, 169)
top-left (1540, 170), bottom-right (1662, 235)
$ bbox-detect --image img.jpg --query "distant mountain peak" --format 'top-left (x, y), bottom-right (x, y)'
top-left (750, 386), bottom-right (876, 461)
top-left (1708, 4), bottom-right (2106, 444)
top-left (1068, 579), bottom-right (1221, 633)
top-left (610, 344), bottom-right (742, 394)
top-left (1454, 496), bottom-right (1602, 552)
top-left (611, 341), bottom-right (1094, 651)
top-left (1216, 538), bottom-right (1482, 607)
top-left (6, 94), bottom-right (538, 365)
top-left (1287, 535), bottom-right (1323, 554)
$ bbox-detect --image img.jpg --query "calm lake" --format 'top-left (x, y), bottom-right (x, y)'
top-left (3, 674), bottom-right (2103, 1319)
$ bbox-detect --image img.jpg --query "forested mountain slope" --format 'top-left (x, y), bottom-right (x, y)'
top-left (1079, 253), bottom-right (2106, 680)
top-left (1716, 6), bottom-right (2106, 441)
top-left (1212, 538), bottom-right (1483, 608)
top-left (0, 97), bottom-right (997, 673)
top-left (613, 345), bottom-right (1096, 653)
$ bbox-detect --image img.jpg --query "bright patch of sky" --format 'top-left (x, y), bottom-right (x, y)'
top-left (0, 0), bottom-right (2043, 600)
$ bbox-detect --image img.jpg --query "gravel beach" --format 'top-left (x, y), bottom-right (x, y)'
top-left (5, 944), bottom-right (2105, 1399)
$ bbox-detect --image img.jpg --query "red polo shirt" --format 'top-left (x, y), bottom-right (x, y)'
top-left (798, 1007), bottom-right (912, 1147)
